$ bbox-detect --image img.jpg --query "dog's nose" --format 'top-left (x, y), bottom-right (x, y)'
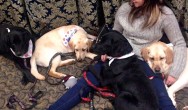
top-left (154, 66), bottom-right (161, 73)
top-left (76, 58), bottom-right (83, 62)
top-left (16, 52), bottom-right (22, 56)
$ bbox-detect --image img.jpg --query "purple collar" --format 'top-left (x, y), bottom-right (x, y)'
top-left (63, 28), bottom-right (77, 46)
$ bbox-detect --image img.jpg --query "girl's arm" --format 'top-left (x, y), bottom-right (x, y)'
top-left (162, 7), bottom-right (187, 81)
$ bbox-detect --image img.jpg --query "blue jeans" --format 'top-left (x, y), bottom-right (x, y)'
top-left (48, 60), bottom-right (176, 110)
top-left (139, 60), bottom-right (176, 110)
top-left (48, 63), bottom-right (101, 110)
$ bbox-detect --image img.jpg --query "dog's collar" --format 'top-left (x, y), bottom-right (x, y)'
top-left (6, 28), bottom-right (10, 33)
top-left (63, 28), bottom-right (77, 47)
top-left (107, 52), bottom-right (135, 66)
top-left (10, 40), bottom-right (33, 58)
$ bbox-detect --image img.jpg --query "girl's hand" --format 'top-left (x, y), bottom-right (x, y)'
top-left (101, 54), bottom-right (107, 62)
top-left (165, 75), bottom-right (177, 86)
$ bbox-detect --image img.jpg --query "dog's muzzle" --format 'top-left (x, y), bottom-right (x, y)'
top-left (10, 40), bottom-right (33, 58)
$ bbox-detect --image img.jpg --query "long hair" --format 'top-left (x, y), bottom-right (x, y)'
top-left (128, 0), bottom-right (165, 29)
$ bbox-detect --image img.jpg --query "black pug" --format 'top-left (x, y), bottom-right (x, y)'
top-left (92, 30), bottom-right (159, 110)
top-left (0, 24), bottom-right (36, 85)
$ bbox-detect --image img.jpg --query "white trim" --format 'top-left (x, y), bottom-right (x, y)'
top-left (107, 52), bottom-right (135, 66)
top-left (6, 28), bottom-right (10, 33)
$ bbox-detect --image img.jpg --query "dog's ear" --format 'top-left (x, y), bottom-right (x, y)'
top-left (68, 40), bottom-right (75, 50)
top-left (86, 34), bottom-right (96, 51)
top-left (87, 34), bottom-right (96, 41)
top-left (86, 39), bottom-right (93, 52)
top-left (165, 47), bottom-right (173, 64)
top-left (141, 47), bottom-right (149, 61)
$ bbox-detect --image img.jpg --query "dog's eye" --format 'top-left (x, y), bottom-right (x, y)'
top-left (150, 57), bottom-right (154, 61)
top-left (160, 57), bottom-right (164, 60)
top-left (12, 43), bottom-right (16, 46)
top-left (75, 49), bottom-right (78, 51)
top-left (11, 43), bottom-right (16, 49)
top-left (82, 49), bottom-right (86, 51)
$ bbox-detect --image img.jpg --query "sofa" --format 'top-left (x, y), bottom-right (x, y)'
top-left (0, 0), bottom-right (188, 110)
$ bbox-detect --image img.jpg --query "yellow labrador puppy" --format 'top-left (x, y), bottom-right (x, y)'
top-left (141, 41), bottom-right (188, 106)
top-left (30, 25), bottom-right (96, 80)
top-left (141, 41), bottom-right (173, 75)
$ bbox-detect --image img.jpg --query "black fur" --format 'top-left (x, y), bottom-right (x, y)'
top-left (92, 30), bottom-right (159, 110)
top-left (0, 24), bottom-right (36, 85)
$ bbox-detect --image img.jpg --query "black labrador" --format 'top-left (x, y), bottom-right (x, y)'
top-left (92, 30), bottom-right (159, 110)
top-left (0, 24), bottom-right (36, 85)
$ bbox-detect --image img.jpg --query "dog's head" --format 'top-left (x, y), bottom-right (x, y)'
top-left (0, 25), bottom-right (33, 57)
top-left (7, 27), bottom-right (32, 56)
top-left (69, 30), bottom-right (93, 61)
top-left (91, 30), bottom-right (134, 86)
top-left (92, 30), bottom-right (133, 57)
top-left (141, 41), bottom-right (173, 74)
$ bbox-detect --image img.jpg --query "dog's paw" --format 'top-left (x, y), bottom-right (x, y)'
top-left (71, 59), bottom-right (76, 64)
top-left (21, 74), bottom-right (36, 85)
top-left (21, 77), bottom-right (30, 85)
top-left (59, 74), bottom-right (67, 78)
top-left (33, 74), bottom-right (45, 80)
top-left (38, 75), bottom-right (45, 80)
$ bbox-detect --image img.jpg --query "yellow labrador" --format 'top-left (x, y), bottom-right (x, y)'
top-left (141, 41), bottom-right (173, 75)
top-left (30, 25), bottom-right (96, 80)
top-left (141, 41), bottom-right (188, 106)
